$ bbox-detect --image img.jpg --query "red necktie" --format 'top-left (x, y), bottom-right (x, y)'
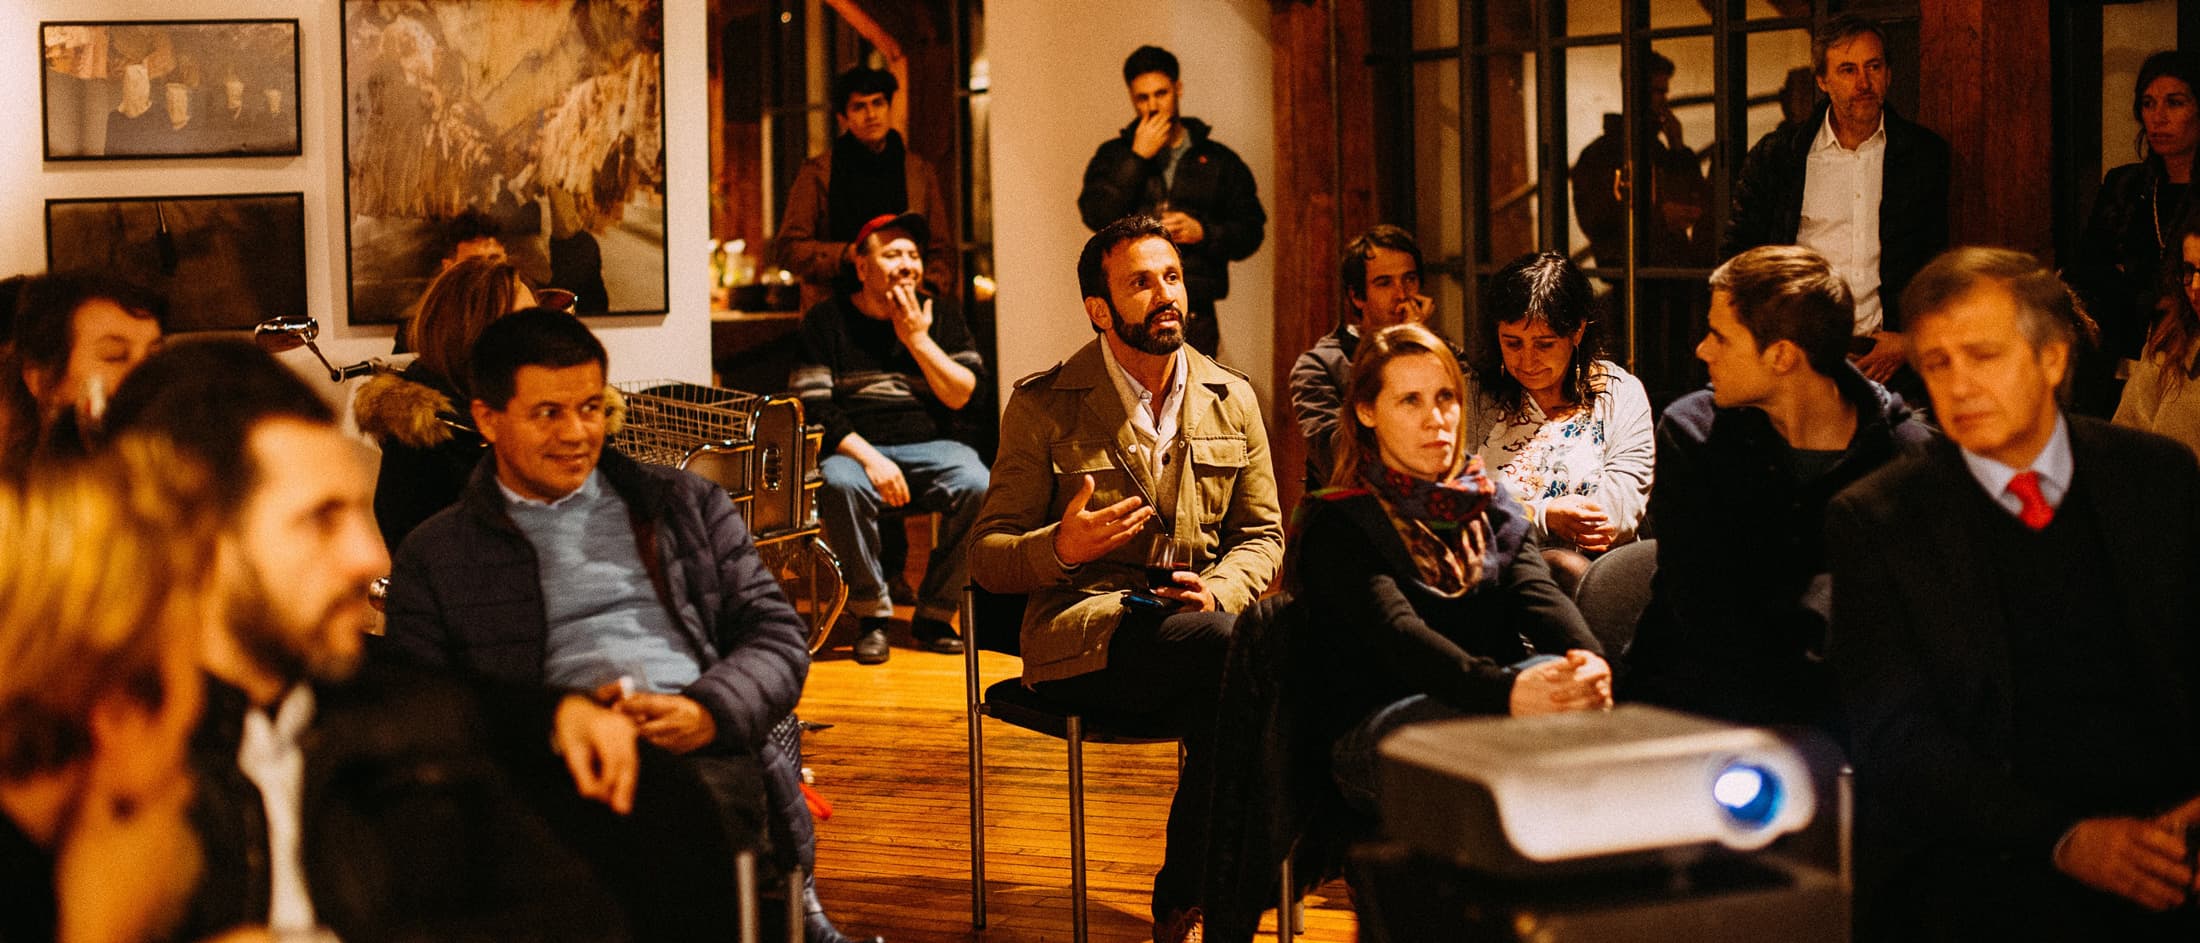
top-left (2007, 471), bottom-right (2054, 531)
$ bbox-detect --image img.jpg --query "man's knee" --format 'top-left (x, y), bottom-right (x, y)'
top-left (817, 455), bottom-right (876, 498)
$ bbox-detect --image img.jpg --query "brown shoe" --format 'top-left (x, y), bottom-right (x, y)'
top-left (1155, 907), bottom-right (1203, 943)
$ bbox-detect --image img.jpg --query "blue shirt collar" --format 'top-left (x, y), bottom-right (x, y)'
top-left (499, 467), bottom-right (601, 510)
top-left (1959, 414), bottom-right (2073, 509)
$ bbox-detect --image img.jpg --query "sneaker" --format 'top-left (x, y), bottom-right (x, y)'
top-left (852, 618), bottom-right (891, 665)
top-left (910, 617), bottom-right (964, 655)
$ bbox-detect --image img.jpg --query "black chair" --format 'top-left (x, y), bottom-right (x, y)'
top-left (962, 585), bottom-right (1297, 942)
top-left (1571, 537), bottom-right (1657, 657)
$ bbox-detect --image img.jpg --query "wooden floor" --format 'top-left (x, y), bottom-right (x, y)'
top-left (796, 620), bottom-right (1359, 943)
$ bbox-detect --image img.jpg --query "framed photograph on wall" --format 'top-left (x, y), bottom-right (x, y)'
top-left (340, 1), bottom-right (667, 326)
top-left (46, 193), bottom-right (309, 333)
top-left (40, 19), bottom-right (302, 160)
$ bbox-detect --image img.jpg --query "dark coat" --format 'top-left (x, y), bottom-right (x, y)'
top-left (1827, 418), bottom-right (2200, 939)
top-left (356, 365), bottom-right (485, 554)
top-left (1720, 105), bottom-right (1951, 331)
top-left (382, 447), bottom-right (809, 754)
top-left (2067, 159), bottom-right (2189, 362)
top-left (1077, 117), bottom-right (1266, 305)
top-left (1290, 489), bottom-right (1600, 728)
top-left (181, 666), bottom-right (624, 943)
top-left (1624, 369), bottom-right (1933, 728)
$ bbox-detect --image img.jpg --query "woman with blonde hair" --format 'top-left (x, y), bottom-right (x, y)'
top-left (1289, 322), bottom-right (1611, 819)
top-left (0, 437), bottom-right (222, 943)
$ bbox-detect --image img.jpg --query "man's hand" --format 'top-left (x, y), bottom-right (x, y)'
top-left (1160, 210), bottom-right (1205, 245)
top-left (1052, 474), bottom-right (1154, 566)
top-left (1130, 111), bottom-right (1173, 159)
top-left (888, 283), bottom-right (933, 347)
top-left (1509, 650), bottom-right (1614, 716)
top-left (1543, 496), bottom-right (1617, 552)
top-left (617, 693), bottom-right (719, 755)
top-left (864, 453), bottom-right (910, 508)
top-left (1853, 331), bottom-right (1907, 383)
top-left (553, 694), bottom-right (639, 815)
top-left (1391, 294), bottom-right (1435, 325)
top-left (2054, 816), bottom-right (2194, 911)
top-left (1152, 569), bottom-right (1216, 612)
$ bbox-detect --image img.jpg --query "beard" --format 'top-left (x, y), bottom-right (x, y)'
top-left (226, 564), bottom-right (366, 687)
top-left (1108, 300), bottom-right (1185, 356)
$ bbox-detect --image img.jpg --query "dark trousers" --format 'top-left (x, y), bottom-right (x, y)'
top-left (1032, 606), bottom-right (1235, 920)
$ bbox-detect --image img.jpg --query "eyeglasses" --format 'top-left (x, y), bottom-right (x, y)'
top-left (2178, 263), bottom-right (2200, 286)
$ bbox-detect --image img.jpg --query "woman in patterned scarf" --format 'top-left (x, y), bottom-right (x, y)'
top-left (1289, 321), bottom-right (1613, 824)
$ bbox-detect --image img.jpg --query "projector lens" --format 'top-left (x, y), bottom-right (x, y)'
top-left (1713, 763), bottom-right (1783, 829)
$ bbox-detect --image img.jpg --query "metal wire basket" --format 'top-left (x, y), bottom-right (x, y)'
top-left (610, 380), bottom-right (774, 469)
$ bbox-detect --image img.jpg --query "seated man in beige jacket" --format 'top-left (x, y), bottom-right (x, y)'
top-left (969, 214), bottom-right (1284, 943)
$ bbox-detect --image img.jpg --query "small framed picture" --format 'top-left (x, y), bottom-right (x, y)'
top-left (46, 193), bottom-right (308, 332)
top-left (41, 19), bottom-right (302, 160)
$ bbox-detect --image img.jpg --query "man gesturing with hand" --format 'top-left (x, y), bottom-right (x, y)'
top-left (794, 211), bottom-right (989, 665)
top-left (969, 215), bottom-right (1283, 943)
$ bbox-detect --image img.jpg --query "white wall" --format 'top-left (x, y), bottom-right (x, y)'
top-left (0, 0), bottom-right (710, 395)
top-left (2103, 0), bottom-right (2182, 177)
top-left (988, 0), bottom-right (1278, 412)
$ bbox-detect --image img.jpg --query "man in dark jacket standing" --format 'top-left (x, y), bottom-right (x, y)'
top-left (1078, 45), bottom-right (1266, 359)
top-left (1721, 14), bottom-right (1949, 392)
top-left (383, 311), bottom-right (877, 943)
top-left (1625, 245), bottom-right (1933, 730)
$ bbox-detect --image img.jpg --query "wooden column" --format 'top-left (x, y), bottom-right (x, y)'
top-left (1917, 0), bottom-right (2053, 254)
top-left (1269, 0), bottom-right (1376, 513)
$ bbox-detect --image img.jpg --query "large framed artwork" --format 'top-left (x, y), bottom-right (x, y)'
top-left (340, 1), bottom-right (667, 326)
top-left (41, 20), bottom-right (302, 160)
top-left (45, 193), bottom-right (309, 333)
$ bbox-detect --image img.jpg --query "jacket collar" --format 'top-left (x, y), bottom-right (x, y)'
top-left (1056, 337), bottom-right (1244, 537)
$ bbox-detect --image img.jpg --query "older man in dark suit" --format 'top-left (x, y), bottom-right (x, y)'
top-left (1828, 247), bottom-right (2200, 940)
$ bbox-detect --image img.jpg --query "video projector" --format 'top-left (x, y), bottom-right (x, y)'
top-left (1377, 704), bottom-right (1818, 877)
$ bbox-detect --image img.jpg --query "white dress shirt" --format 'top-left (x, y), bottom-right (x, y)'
top-left (1099, 339), bottom-right (1187, 482)
top-left (1797, 111), bottom-right (1888, 335)
top-left (1959, 414), bottom-right (2074, 518)
top-left (238, 684), bottom-right (319, 932)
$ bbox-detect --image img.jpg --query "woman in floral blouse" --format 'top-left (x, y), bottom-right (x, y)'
top-left (1473, 251), bottom-right (1654, 592)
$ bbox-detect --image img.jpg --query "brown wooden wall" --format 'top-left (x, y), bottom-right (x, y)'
top-left (1917, 0), bottom-right (2054, 256)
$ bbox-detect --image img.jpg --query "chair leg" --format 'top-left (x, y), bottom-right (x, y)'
top-left (735, 850), bottom-right (759, 943)
top-left (1068, 715), bottom-right (1088, 943)
top-left (964, 590), bottom-right (988, 930)
top-left (1279, 855), bottom-right (1295, 941)
top-left (787, 867), bottom-right (805, 943)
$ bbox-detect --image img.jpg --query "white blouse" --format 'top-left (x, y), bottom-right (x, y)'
top-left (1476, 361), bottom-right (1655, 548)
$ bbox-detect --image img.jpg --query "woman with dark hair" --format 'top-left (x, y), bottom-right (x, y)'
top-left (2115, 216), bottom-right (2200, 453)
top-left (0, 273), bottom-right (164, 477)
top-left (1292, 322), bottom-right (1611, 818)
top-left (355, 256), bottom-right (536, 551)
top-left (1473, 251), bottom-right (1653, 591)
top-left (2071, 50), bottom-right (2200, 413)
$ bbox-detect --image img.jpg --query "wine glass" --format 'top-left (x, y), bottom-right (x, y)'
top-left (1145, 533), bottom-right (1191, 593)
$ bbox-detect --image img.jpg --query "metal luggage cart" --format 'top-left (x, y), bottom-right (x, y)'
top-left (612, 380), bottom-right (843, 652)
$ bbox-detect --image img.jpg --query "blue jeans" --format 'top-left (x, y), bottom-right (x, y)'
top-left (816, 439), bottom-right (988, 624)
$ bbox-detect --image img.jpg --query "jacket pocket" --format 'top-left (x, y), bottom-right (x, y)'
top-left (1187, 435), bottom-right (1248, 523)
top-left (1050, 439), bottom-right (1136, 509)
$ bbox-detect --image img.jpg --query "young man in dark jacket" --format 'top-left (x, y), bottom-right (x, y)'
top-left (1625, 245), bottom-right (1933, 730)
top-left (382, 310), bottom-right (877, 943)
top-left (1077, 45), bottom-right (1266, 359)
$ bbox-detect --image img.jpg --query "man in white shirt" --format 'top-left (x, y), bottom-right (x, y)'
top-left (1723, 13), bottom-right (1949, 391)
top-left (970, 214), bottom-right (1284, 943)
